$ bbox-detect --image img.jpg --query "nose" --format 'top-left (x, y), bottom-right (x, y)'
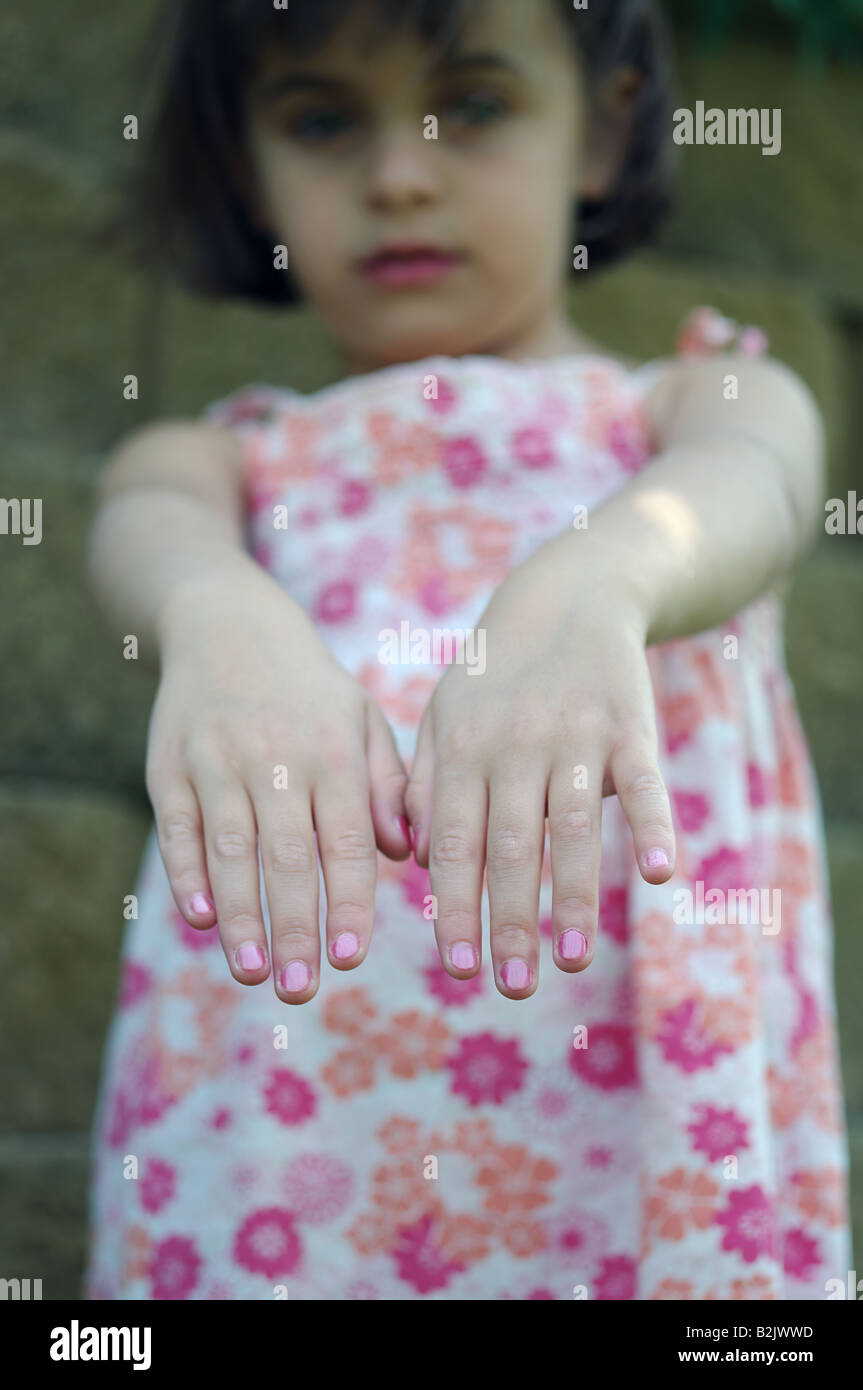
top-left (363, 119), bottom-right (441, 213)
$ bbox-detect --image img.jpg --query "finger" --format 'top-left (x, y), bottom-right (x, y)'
top-left (252, 785), bottom-right (320, 1004)
top-left (192, 765), bottom-right (270, 985)
top-left (313, 769), bottom-right (378, 970)
top-left (547, 764), bottom-right (603, 973)
top-left (404, 710), bottom-right (436, 867)
top-left (366, 700), bottom-right (411, 860)
top-left (149, 774), bottom-right (217, 928)
top-left (427, 769), bottom-right (487, 978)
top-left (486, 769), bottom-right (546, 997)
top-left (610, 746), bottom-right (676, 883)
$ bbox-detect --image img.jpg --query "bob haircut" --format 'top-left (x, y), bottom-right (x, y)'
top-left (122, 0), bottom-right (679, 304)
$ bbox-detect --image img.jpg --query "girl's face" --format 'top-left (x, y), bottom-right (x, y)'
top-left (243, 0), bottom-right (601, 373)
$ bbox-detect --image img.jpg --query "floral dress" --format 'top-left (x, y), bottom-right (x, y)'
top-left (83, 309), bottom-right (852, 1300)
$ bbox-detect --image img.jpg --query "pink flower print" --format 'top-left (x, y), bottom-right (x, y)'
top-left (511, 425), bottom-right (556, 469)
top-left (747, 762), bottom-right (776, 808)
top-left (210, 1108), bottom-right (232, 1130)
top-left (281, 1153), bottom-right (355, 1225)
top-left (338, 477), bottom-right (372, 516)
top-left (593, 1254), bottom-right (636, 1300)
top-left (527, 1287), bottom-right (556, 1299)
top-left (695, 844), bottom-right (749, 895)
top-left (554, 1208), bottom-right (609, 1266)
top-left (446, 1032), bottom-right (529, 1106)
top-left (418, 570), bottom-right (456, 616)
top-left (119, 960), bottom-right (151, 1008)
top-left (106, 1042), bottom-right (178, 1148)
top-left (423, 949), bottom-right (484, 1007)
top-left (568, 1022), bottom-right (637, 1090)
top-left (783, 1228), bottom-right (822, 1281)
top-left (586, 1145), bottom-right (614, 1169)
top-left (347, 1280), bottom-right (379, 1299)
top-left (148, 1235), bottom-right (202, 1300)
top-left (313, 579), bottom-right (356, 624)
top-left (392, 1213), bottom-right (465, 1294)
top-left (715, 1185), bottom-right (776, 1264)
top-left (233, 1207), bottom-right (303, 1279)
top-left (140, 1158), bottom-right (177, 1215)
top-left (607, 414), bottom-right (648, 473)
top-left (673, 790), bottom-right (710, 833)
top-left (443, 435), bottom-right (488, 489)
top-left (426, 376), bottom-right (458, 414)
top-left (263, 1068), bottom-right (318, 1126)
top-left (687, 1104), bottom-right (750, 1162)
top-left (656, 999), bottom-right (734, 1073)
top-left (538, 914), bottom-right (554, 939)
top-left (599, 885), bottom-right (628, 945)
top-left (170, 904), bottom-right (218, 952)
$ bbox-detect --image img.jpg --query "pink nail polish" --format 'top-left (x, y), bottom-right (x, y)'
top-left (644, 848), bottom-right (669, 869)
top-left (236, 942), bottom-right (265, 971)
top-left (332, 930), bottom-right (360, 961)
top-left (559, 929), bottom-right (588, 961)
top-left (501, 958), bottom-right (530, 991)
top-left (450, 941), bottom-right (477, 970)
top-left (189, 892), bottom-right (214, 915)
top-left (281, 960), bottom-right (311, 993)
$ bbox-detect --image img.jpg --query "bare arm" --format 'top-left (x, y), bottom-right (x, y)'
top-left (545, 353), bottom-right (826, 642)
top-left (85, 419), bottom-right (273, 672)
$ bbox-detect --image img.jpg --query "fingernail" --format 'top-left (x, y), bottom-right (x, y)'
top-left (281, 959), bottom-right (311, 993)
top-left (450, 941), bottom-right (477, 970)
top-left (559, 929), bottom-right (588, 961)
top-left (236, 942), bottom-right (266, 971)
top-left (332, 930), bottom-right (360, 961)
top-left (501, 958), bottom-right (530, 991)
top-left (644, 848), bottom-right (669, 868)
top-left (189, 892), bottom-right (214, 915)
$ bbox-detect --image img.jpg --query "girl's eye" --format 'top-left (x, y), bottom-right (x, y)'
top-left (287, 107), bottom-right (357, 142)
top-left (443, 89), bottom-right (509, 127)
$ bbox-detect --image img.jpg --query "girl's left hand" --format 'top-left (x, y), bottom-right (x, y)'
top-left (405, 543), bottom-right (677, 998)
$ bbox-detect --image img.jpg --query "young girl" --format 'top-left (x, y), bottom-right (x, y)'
top-left (83, 0), bottom-right (852, 1300)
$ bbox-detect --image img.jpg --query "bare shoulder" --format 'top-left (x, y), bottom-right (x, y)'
top-left (98, 417), bottom-right (246, 505)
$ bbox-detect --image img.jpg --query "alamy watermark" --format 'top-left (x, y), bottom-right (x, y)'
top-left (673, 102), bottom-right (781, 157)
top-left (673, 881), bottom-right (781, 935)
top-left (378, 622), bottom-right (486, 675)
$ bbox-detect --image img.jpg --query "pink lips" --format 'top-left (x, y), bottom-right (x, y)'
top-left (360, 246), bottom-right (462, 287)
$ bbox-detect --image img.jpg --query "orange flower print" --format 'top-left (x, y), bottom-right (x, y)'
top-left (320, 1043), bottom-right (378, 1098)
top-left (474, 1145), bottom-right (558, 1216)
top-left (502, 1220), bottom-right (548, 1259)
top-left (644, 1166), bottom-right (720, 1241)
top-left (374, 1010), bottom-right (452, 1078)
top-left (346, 1210), bottom-right (394, 1257)
top-left (698, 995), bottom-right (756, 1049)
top-left (323, 986), bottom-right (378, 1037)
top-left (649, 1278), bottom-right (694, 1299)
top-left (123, 1225), bottom-right (152, 1283)
top-left (451, 1117), bottom-right (498, 1159)
top-left (438, 1212), bottom-right (494, 1264)
top-left (789, 1168), bottom-right (847, 1227)
top-left (728, 1275), bottom-right (777, 1299)
top-left (371, 1160), bottom-right (443, 1222)
top-left (377, 1115), bottom-right (425, 1156)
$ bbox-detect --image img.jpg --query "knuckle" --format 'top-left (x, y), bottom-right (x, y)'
top-left (272, 924), bottom-right (317, 954)
top-left (492, 923), bottom-right (534, 953)
top-left (220, 909), bottom-right (263, 937)
top-left (158, 809), bottom-right (200, 847)
top-left (432, 830), bottom-right (475, 867)
top-left (265, 834), bottom-right (314, 875)
top-left (324, 826), bottom-right (375, 862)
top-left (487, 827), bottom-right (533, 867)
top-left (550, 806), bottom-right (595, 840)
top-left (211, 826), bottom-right (254, 862)
top-left (555, 890), bottom-right (598, 922)
top-left (620, 769), bottom-right (666, 800)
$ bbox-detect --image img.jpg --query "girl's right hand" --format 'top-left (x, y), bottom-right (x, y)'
top-left (145, 562), bottom-right (411, 1003)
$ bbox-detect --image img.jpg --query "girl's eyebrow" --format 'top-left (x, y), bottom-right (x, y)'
top-left (254, 50), bottom-right (522, 106)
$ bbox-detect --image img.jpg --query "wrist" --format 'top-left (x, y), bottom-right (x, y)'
top-left (155, 553), bottom-right (279, 656)
top-left (537, 527), bottom-right (656, 644)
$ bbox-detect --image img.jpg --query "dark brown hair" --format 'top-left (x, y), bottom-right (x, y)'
top-left (121, 0), bottom-right (678, 304)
